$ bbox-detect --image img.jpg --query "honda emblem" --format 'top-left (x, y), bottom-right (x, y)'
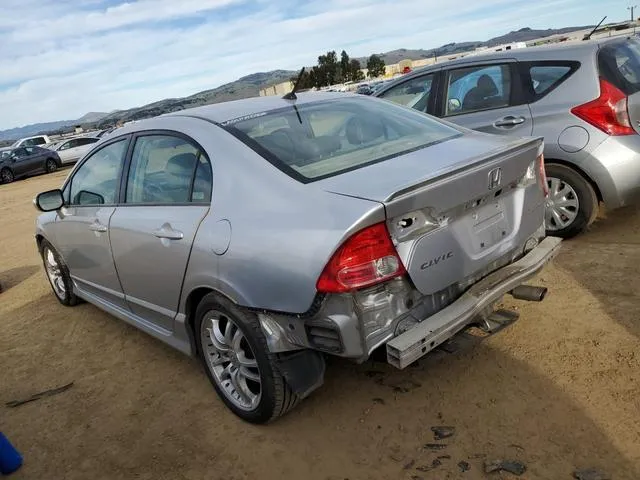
top-left (488, 167), bottom-right (502, 190)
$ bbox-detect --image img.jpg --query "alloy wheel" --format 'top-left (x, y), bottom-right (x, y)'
top-left (200, 310), bottom-right (262, 411)
top-left (44, 247), bottom-right (66, 300)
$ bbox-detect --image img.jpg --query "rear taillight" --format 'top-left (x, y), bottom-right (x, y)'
top-left (537, 153), bottom-right (548, 197)
top-left (571, 78), bottom-right (635, 136)
top-left (316, 223), bottom-right (406, 293)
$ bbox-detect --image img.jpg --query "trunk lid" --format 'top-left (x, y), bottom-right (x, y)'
top-left (318, 133), bottom-right (545, 296)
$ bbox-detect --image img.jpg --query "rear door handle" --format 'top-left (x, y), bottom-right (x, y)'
top-left (153, 225), bottom-right (184, 240)
top-left (494, 116), bottom-right (526, 127)
top-left (88, 221), bottom-right (107, 233)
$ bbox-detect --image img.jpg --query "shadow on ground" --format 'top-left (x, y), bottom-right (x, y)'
top-left (555, 205), bottom-right (640, 339)
top-left (3, 298), bottom-right (637, 480)
top-left (0, 265), bottom-right (39, 293)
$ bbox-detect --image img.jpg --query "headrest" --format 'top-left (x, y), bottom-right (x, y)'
top-left (346, 116), bottom-right (385, 145)
top-left (477, 74), bottom-right (498, 96)
top-left (166, 153), bottom-right (197, 177)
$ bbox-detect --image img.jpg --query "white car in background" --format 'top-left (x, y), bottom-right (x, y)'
top-left (12, 135), bottom-right (51, 148)
top-left (47, 136), bottom-right (100, 165)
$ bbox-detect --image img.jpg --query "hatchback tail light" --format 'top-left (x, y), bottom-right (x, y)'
top-left (316, 223), bottom-right (406, 293)
top-left (571, 78), bottom-right (635, 136)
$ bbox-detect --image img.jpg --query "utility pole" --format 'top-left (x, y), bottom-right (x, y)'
top-left (628, 5), bottom-right (637, 22)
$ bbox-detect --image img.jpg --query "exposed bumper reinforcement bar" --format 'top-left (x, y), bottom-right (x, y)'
top-left (386, 236), bottom-right (562, 369)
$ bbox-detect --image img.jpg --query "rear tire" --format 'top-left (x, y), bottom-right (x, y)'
top-left (195, 293), bottom-right (300, 424)
top-left (45, 158), bottom-right (58, 173)
top-left (1, 168), bottom-right (14, 184)
top-left (544, 163), bottom-right (598, 239)
top-left (39, 239), bottom-right (79, 306)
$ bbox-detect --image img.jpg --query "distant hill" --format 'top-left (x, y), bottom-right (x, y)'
top-left (0, 119), bottom-right (74, 142)
top-left (76, 111), bottom-right (108, 123)
top-left (0, 25), bottom-right (595, 139)
top-left (95, 70), bottom-right (296, 127)
top-left (0, 112), bottom-right (108, 142)
top-left (359, 26), bottom-right (592, 65)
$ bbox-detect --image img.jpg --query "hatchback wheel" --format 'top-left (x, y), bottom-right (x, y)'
top-left (1, 168), bottom-right (14, 184)
top-left (544, 163), bottom-right (598, 239)
top-left (40, 240), bottom-right (79, 306)
top-left (195, 293), bottom-right (299, 423)
top-left (45, 158), bottom-right (58, 173)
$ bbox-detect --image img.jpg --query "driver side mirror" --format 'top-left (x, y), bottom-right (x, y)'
top-left (448, 98), bottom-right (462, 113)
top-left (34, 189), bottom-right (64, 212)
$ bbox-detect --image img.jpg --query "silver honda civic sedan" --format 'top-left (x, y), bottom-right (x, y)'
top-left (34, 92), bottom-right (560, 423)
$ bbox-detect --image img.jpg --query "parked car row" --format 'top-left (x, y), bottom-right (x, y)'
top-left (0, 135), bottom-right (100, 184)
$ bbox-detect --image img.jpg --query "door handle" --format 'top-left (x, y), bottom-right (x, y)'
top-left (152, 225), bottom-right (184, 240)
top-left (494, 116), bottom-right (526, 127)
top-left (88, 221), bottom-right (107, 233)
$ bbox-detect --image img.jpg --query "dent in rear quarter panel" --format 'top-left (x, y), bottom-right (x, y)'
top-left (177, 124), bottom-right (386, 316)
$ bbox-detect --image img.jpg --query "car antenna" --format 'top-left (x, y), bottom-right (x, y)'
top-left (584, 16), bottom-right (607, 41)
top-left (283, 67), bottom-right (305, 100)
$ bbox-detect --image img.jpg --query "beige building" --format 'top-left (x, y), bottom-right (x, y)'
top-left (259, 81), bottom-right (293, 97)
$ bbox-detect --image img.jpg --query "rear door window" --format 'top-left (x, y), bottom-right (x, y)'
top-left (125, 134), bottom-right (210, 205)
top-left (444, 64), bottom-right (512, 116)
top-left (598, 39), bottom-right (640, 95)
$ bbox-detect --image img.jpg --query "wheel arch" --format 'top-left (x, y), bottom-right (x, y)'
top-left (183, 286), bottom-right (239, 356)
top-left (35, 234), bottom-right (45, 252)
top-left (544, 158), bottom-right (603, 202)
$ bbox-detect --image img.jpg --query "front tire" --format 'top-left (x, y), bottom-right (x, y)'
top-left (39, 239), bottom-right (79, 306)
top-left (195, 294), bottom-right (299, 424)
top-left (1, 168), bottom-right (14, 184)
top-left (45, 158), bottom-right (58, 173)
top-left (544, 163), bottom-right (598, 239)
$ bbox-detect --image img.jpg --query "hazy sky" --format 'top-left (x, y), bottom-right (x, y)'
top-left (0, 0), bottom-right (622, 130)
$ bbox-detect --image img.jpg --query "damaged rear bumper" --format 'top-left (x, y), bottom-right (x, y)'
top-left (386, 236), bottom-right (562, 369)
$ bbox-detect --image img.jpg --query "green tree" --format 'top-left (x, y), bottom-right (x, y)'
top-left (349, 59), bottom-right (365, 81)
top-left (340, 50), bottom-right (350, 82)
top-left (317, 50), bottom-right (339, 86)
top-left (367, 54), bottom-right (386, 78)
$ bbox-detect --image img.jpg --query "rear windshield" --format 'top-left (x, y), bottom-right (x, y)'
top-left (222, 97), bottom-right (461, 182)
top-left (598, 38), bottom-right (640, 95)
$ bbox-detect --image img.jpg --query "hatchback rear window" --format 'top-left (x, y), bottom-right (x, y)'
top-left (222, 97), bottom-right (461, 182)
top-left (598, 38), bottom-right (640, 95)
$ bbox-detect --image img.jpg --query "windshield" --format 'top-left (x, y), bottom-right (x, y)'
top-left (223, 97), bottom-right (460, 182)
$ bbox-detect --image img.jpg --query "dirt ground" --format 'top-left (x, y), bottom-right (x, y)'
top-left (1, 169), bottom-right (639, 480)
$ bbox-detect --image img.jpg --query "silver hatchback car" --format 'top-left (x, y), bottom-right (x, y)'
top-left (375, 36), bottom-right (640, 238)
top-left (34, 92), bottom-right (560, 423)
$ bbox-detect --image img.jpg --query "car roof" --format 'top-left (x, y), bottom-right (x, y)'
top-left (375, 37), bottom-right (631, 94)
top-left (163, 91), bottom-right (357, 124)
